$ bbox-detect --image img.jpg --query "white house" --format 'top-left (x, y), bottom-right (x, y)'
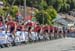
top-left (53, 14), bottom-right (75, 29)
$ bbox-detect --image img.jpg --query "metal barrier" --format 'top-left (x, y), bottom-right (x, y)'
top-left (0, 30), bottom-right (67, 48)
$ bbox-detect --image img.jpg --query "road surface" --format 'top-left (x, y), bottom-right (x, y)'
top-left (0, 37), bottom-right (75, 51)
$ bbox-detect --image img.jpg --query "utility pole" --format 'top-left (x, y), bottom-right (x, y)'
top-left (24, 0), bottom-right (26, 20)
top-left (41, 0), bottom-right (44, 25)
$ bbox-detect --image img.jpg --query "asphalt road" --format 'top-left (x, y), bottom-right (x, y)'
top-left (0, 37), bottom-right (75, 51)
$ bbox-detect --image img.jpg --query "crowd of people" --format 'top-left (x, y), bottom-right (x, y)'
top-left (0, 15), bottom-right (68, 48)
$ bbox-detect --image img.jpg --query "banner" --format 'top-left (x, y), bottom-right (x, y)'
top-left (24, 16), bottom-right (32, 21)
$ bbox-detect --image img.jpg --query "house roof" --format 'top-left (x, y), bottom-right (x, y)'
top-left (53, 14), bottom-right (75, 26)
top-left (54, 18), bottom-right (69, 26)
top-left (58, 13), bottom-right (75, 22)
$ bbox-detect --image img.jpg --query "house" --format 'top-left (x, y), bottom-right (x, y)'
top-left (68, 9), bottom-right (75, 17)
top-left (53, 14), bottom-right (75, 29)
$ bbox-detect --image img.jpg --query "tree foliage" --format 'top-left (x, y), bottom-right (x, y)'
top-left (1, 0), bottom-right (75, 25)
top-left (35, 6), bottom-right (57, 25)
top-left (0, 8), bottom-right (5, 16)
top-left (35, 10), bottom-right (51, 25)
top-left (46, 6), bottom-right (57, 20)
top-left (1, 0), bottom-right (75, 12)
top-left (10, 6), bottom-right (19, 17)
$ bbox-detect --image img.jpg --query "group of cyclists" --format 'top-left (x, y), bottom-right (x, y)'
top-left (0, 14), bottom-right (68, 48)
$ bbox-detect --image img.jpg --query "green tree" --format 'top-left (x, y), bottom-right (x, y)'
top-left (69, 0), bottom-right (75, 10)
top-left (60, 3), bottom-right (70, 12)
top-left (0, 8), bottom-right (5, 16)
top-left (10, 6), bottom-right (19, 17)
top-left (54, 0), bottom-right (63, 12)
top-left (27, 0), bottom-right (47, 10)
top-left (53, 0), bottom-right (70, 12)
top-left (46, 0), bottom-right (56, 6)
top-left (35, 10), bottom-right (52, 25)
top-left (40, 0), bottom-right (47, 9)
top-left (46, 6), bottom-right (57, 20)
top-left (61, 0), bottom-right (70, 12)
top-left (14, 0), bottom-right (24, 5)
top-left (35, 6), bottom-right (57, 25)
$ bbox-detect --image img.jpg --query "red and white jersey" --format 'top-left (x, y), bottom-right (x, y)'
top-left (34, 25), bottom-right (41, 32)
top-left (7, 21), bottom-right (16, 27)
top-left (0, 21), bottom-right (3, 27)
top-left (17, 24), bottom-right (22, 30)
top-left (6, 21), bottom-right (17, 32)
top-left (42, 26), bottom-right (48, 32)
